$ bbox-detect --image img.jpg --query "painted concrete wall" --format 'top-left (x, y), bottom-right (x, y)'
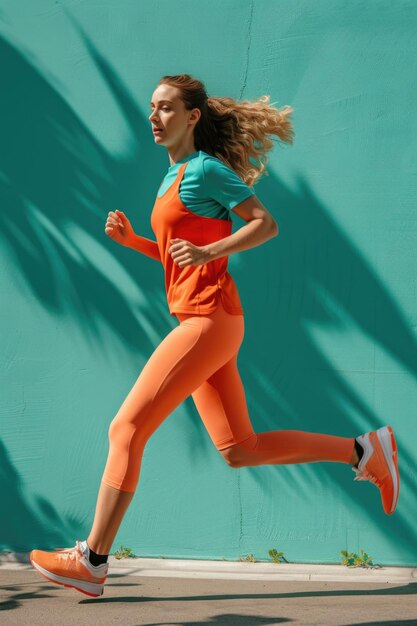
top-left (1, 0), bottom-right (416, 566)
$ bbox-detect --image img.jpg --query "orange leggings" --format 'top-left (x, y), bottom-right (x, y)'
top-left (101, 298), bottom-right (356, 492)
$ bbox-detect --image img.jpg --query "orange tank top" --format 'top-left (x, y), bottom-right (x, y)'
top-left (150, 161), bottom-right (244, 317)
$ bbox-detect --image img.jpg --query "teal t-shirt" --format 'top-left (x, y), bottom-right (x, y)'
top-left (157, 150), bottom-right (255, 220)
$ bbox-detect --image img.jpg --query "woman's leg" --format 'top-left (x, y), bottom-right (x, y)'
top-left (191, 352), bottom-right (357, 468)
top-left (87, 304), bottom-right (244, 555)
top-left (87, 484), bottom-right (134, 555)
top-left (219, 428), bottom-right (357, 467)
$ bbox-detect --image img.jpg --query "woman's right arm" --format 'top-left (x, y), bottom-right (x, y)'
top-left (125, 233), bottom-right (161, 262)
top-left (105, 210), bottom-right (161, 262)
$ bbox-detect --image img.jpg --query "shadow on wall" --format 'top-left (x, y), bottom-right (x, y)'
top-left (0, 439), bottom-right (84, 553)
top-left (0, 14), bottom-right (416, 560)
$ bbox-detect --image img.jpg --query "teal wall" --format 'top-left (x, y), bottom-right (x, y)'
top-left (1, 1), bottom-right (416, 566)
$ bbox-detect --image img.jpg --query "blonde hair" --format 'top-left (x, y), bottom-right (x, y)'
top-left (157, 73), bottom-right (295, 187)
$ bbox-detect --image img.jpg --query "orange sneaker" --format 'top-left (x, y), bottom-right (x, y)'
top-left (352, 425), bottom-right (400, 515)
top-left (30, 539), bottom-right (108, 597)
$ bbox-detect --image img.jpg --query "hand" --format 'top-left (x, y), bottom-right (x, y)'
top-left (168, 238), bottom-right (210, 267)
top-left (105, 209), bottom-right (135, 246)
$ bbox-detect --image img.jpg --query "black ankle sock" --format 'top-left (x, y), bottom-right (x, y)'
top-left (354, 439), bottom-right (364, 466)
top-left (87, 542), bottom-right (108, 566)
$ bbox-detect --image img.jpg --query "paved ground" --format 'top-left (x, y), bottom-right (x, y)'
top-left (1, 567), bottom-right (417, 625)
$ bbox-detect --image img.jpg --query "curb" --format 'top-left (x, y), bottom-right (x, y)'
top-left (1, 552), bottom-right (416, 583)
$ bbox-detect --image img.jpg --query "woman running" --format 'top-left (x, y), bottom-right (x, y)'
top-left (30, 73), bottom-right (400, 597)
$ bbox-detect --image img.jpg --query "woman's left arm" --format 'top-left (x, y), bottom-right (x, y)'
top-left (205, 195), bottom-right (278, 261)
top-left (168, 196), bottom-right (278, 268)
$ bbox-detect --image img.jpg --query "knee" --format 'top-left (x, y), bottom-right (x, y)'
top-left (108, 416), bottom-right (124, 441)
top-left (219, 445), bottom-right (241, 468)
top-left (108, 416), bottom-right (138, 448)
top-left (219, 435), bottom-right (258, 468)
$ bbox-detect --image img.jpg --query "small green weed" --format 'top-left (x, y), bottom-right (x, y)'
top-left (112, 545), bottom-right (136, 560)
top-left (238, 549), bottom-right (289, 563)
top-left (268, 548), bottom-right (289, 563)
top-left (340, 549), bottom-right (381, 569)
top-left (239, 553), bottom-right (257, 562)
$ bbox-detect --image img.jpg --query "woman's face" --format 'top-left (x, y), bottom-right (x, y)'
top-left (149, 84), bottom-right (199, 147)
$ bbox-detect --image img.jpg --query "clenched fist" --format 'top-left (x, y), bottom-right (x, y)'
top-left (105, 209), bottom-right (135, 246)
top-left (168, 238), bottom-right (211, 267)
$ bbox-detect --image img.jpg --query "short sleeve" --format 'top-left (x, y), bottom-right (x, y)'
top-left (202, 157), bottom-right (255, 211)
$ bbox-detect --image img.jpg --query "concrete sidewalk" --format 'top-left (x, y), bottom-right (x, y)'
top-left (1, 552), bottom-right (416, 583)
top-left (1, 554), bottom-right (417, 625)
